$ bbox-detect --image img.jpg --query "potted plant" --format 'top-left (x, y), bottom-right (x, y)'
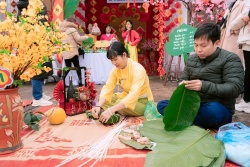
top-left (0, 0), bottom-right (65, 154)
top-left (141, 39), bottom-right (158, 62)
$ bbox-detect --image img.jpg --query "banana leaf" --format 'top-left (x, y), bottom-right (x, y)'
top-left (164, 84), bottom-right (200, 131)
top-left (64, 0), bottom-right (80, 19)
top-left (140, 120), bottom-right (225, 167)
top-left (118, 130), bottom-right (155, 150)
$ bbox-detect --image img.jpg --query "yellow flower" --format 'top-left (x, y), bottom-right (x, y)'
top-left (0, 0), bottom-right (66, 88)
top-left (0, 1), bottom-right (7, 9)
top-left (43, 66), bottom-right (52, 72)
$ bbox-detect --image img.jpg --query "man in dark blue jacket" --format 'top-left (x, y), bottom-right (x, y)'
top-left (158, 23), bottom-right (244, 129)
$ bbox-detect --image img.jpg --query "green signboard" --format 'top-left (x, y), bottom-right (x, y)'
top-left (165, 24), bottom-right (197, 61)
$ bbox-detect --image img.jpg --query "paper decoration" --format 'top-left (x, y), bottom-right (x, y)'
top-left (0, 67), bottom-right (13, 90)
top-left (52, 0), bottom-right (64, 25)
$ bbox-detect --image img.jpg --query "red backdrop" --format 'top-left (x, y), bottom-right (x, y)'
top-left (85, 0), bottom-right (159, 75)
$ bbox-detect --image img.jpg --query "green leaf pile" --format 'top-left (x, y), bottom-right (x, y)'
top-left (140, 120), bottom-right (225, 167)
top-left (164, 84), bottom-right (200, 131)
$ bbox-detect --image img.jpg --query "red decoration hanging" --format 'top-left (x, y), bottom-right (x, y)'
top-left (174, 2), bottom-right (181, 9)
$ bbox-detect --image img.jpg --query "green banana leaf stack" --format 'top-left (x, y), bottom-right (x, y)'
top-left (163, 84), bottom-right (200, 131)
top-left (138, 84), bottom-right (225, 166)
top-left (140, 120), bottom-right (226, 167)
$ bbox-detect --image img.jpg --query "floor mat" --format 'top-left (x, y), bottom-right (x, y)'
top-left (22, 100), bottom-right (33, 107)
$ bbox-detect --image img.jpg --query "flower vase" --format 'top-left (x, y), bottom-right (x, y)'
top-left (149, 51), bottom-right (156, 62)
top-left (0, 88), bottom-right (24, 154)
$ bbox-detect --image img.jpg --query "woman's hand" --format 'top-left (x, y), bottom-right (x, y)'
top-left (99, 108), bottom-right (113, 123)
top-left (91, 106), bottom-right (101, 118)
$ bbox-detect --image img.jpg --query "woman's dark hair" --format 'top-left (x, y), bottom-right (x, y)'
top-left (103, 24), bottom-right (112, 34)
top-left (194, 23), bottom-right (221, 44)
top-left (107, 41), bottom-right (129, 59)
top-left (86, 23), bottom-right (92, 34)
top-left (125, 20), bottom-right (133, 42)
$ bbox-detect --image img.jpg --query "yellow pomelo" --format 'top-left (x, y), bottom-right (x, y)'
top-left (47, 107), bottom-right (66, 125)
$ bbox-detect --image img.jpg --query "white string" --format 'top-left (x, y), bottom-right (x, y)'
top-left (56, 119), bottom-right (126, 167)
top-left (56, 120), bottom-right (99, 167)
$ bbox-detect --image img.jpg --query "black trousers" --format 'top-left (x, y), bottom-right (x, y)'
top-left (64, 55), bottom-right (82, 85)
top-left (243, 50), bottom-right (250, 102)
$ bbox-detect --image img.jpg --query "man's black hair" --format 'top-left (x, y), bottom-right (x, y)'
top-left (194, 23), bottom-right (221, 44)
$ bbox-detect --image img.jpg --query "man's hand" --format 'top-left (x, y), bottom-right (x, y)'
top-left (185, 80), bottom-right (202, 91)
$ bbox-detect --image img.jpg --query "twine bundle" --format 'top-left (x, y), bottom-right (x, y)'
top-left (56, 120), bottom-right (126, 167)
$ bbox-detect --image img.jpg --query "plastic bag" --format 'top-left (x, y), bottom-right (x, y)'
top-left (144, 101), bottom-right (163, 121)
top-left (215, 122), bottom-right (250, 167)
top-left (92, 23), bottom-right (100, 34)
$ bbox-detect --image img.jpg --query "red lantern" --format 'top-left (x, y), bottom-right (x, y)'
top-left (203, 0), bottom-right (209, 4)
top-left (174, 17), bottom-right (179, 24)
top-left (174, 2), bottom-right (181, 9)
top-left (170, 8), bottom-right (176, 14)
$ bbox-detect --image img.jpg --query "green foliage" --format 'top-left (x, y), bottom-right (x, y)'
top-left (0, 49), bottom-right (11, 55)
top-left (12, 80), bottom-right (24, 88)
top-left (24, 112), bottom-right (43, 131)
top-left (163, 84), bottom-right (200, 131)
top-left (64, 0), bottom-right (80, 19)
top-left (82, 37), bottom-right (94, 46)
top-left (140, 120), bottom-right (225, 167)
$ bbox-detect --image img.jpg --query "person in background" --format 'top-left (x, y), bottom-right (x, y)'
top-left (59, 17), bottom-right (89, 86)
top-left (17, 0), bottom-right (53, 106)
top-left (100, 24), bottom-right (117, 41)
top-left (230, 1), bottom-right (250, 113)
top-left (121, 20), bottom-right (140, 62)
top-left (220, 0), bottom-right (245, 65)
top-left (91, 41), bottom-right (153, 123)
top-left (86, 23), bottom-right (101, 51)
top-left (157, 23), bottom-right (244, 129)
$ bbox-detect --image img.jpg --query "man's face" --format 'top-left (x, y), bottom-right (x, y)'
top-left (194, 37), bottom-right (220, 59)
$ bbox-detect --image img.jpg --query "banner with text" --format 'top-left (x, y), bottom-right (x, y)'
top-left (165, 24), bottom-right (197, 62)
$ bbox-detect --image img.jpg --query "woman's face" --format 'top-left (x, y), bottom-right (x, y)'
top-left (88, 24), bottom-right (93, 32)
top-left (126, 22), bottom-right (132, 30)
top-left (106, 26), bottom-right (111, 34)
top-left (110, 53), bottom-right (127, 69)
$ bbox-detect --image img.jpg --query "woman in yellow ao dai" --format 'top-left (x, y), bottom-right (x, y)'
top-left (91, 41), bottom-right (154, 123)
